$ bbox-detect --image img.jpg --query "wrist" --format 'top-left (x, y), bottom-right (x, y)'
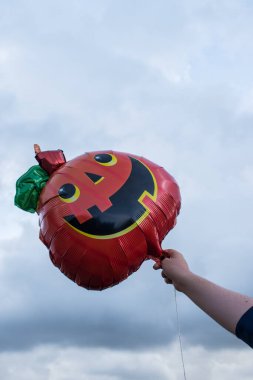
top-left (177, 271), bottom-right (196, 293)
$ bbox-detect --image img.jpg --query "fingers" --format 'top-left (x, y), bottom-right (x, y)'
top-left (153, 265), bottom-right (173, 285)
top-left (161, 250), bottom-right (172, 258)
top-left (153, 249), bottom-right (182, 286)
top-left (153, 249), bottom-right (179, 286)
top-left (153, 250), bottom-right (174, 270)
top-left (153, 262), bottom-right (161, 270)
top-left (161, 270), bottom-right (167, 278)
top-left (162, 249), bottom-right (180, 258)
top-left (152, 255), bottom-right (166, 270)
top-left (162, 270), bottom-right (173, 284)
top-left (153, 250), bottom-right (175, 270)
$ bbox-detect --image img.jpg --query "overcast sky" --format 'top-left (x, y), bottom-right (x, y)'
top-left (1, 0), bottom-right (253, 379)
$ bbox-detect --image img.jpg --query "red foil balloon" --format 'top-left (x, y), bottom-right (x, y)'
top-left (36, 150), bottom-right (181, 290)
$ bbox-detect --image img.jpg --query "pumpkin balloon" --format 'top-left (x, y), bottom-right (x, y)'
top-left (15, 146), bottom-right (181, 290)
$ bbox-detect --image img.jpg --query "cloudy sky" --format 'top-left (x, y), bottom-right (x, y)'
top-left (1, 0), bottom-right (253, 379)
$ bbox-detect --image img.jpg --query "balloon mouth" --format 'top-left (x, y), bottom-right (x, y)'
top-left (62, 156), bottom-right (158, 239)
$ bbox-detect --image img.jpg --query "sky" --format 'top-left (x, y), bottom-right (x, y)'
top-left (1, 0), bottom-right (253, 379)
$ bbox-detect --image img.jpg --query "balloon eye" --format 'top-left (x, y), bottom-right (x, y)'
top-left (58, 183), bottom-right (80, 203)
top-left (94, 153), bottom-right (117, 166)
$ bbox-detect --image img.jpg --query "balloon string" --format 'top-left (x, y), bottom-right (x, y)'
top-left (174, 287), bottom-right (187, 380)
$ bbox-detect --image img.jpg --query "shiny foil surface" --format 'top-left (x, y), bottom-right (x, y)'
top-left (36, 150), bottom-right (181, 290)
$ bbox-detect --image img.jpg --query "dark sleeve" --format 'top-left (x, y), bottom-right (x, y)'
top-left (235, 306), bottom-right (253, 348)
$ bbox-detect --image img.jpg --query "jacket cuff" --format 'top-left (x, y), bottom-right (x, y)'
top-left (235, 306), bottom-right (253, 348)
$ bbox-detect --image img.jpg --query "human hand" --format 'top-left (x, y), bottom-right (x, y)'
top-left (153, 249), bottom-right (191, 292)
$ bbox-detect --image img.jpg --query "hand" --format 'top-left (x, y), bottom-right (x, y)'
top-left (153, 249), bottom-right (191, 292)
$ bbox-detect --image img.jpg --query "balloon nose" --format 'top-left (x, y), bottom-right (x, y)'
top-left (85, 172), bottom-right (104, 184)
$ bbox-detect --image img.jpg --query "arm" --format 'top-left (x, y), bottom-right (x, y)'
top-left (154, 250), bottom-right (253, 342)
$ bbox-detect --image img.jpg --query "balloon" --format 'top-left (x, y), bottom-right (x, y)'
top-left (15, 148), bottom-right (181, 290)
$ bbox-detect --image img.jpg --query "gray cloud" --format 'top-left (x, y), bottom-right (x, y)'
top-left (0, 0), bottom-right (253, 371)
top-left (0, 222), bottom-right (245, 352)
top-left (0, 344), bottom-right (252, 380)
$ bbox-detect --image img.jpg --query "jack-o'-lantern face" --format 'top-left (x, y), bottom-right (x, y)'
top-left (39, 151), bottom-right (157, 239)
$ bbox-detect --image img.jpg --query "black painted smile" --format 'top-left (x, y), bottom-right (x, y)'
top-left (64, 157), bottom-right (156, 237)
